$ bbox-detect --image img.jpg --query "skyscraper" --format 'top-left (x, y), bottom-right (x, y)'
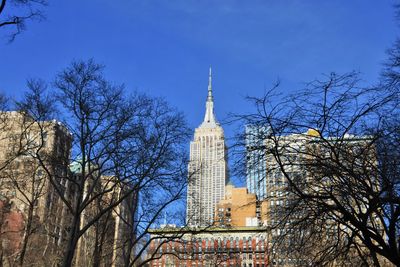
top-left (246, 125), bottom-right (268, 200)
top-left (186, 68), bottom-right (228, 227)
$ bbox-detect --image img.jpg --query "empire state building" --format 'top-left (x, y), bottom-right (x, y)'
top-left (186, 68), bottom-right (228, 227)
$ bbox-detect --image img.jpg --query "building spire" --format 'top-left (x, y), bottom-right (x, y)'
top-left (207, 67), bottom-right (213, 101)
top-left (202, 67), bottom-right (218, 127)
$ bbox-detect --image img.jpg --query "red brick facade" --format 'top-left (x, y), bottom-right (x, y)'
top-left (0, 200), bottom-right (25, 260)
top-left (148, 228), bottom-right (268, 267)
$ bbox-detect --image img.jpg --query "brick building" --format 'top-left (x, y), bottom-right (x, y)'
top-left (215, 183), bottom-right (264, 228)
top-left (148, 227), bottom-right (268, 267)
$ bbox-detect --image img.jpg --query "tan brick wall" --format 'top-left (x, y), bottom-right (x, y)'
top-left (215, 185), bottom-right (257, 227)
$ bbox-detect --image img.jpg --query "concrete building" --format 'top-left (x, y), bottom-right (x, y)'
top-left (186, 68), bottom-right (228, 227)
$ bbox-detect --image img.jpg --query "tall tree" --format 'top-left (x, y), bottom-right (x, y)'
top-left (22, 59), bottom-right (191, 267)
top-left (0, 79), bottom-right (64, 266)
top-left (234, 71), bottom-right (400, 266)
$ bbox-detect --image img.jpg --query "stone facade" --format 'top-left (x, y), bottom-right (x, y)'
top-left (0, 111), bottom-right (136, 266)
top-left (0, 111), bottom-right (72, 265)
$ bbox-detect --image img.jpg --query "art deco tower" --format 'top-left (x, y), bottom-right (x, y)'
top-left (186, 68), bottom-right (228, 227)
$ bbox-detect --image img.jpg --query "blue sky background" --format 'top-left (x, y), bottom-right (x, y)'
top-left (0, 0), bottom-right (398, 185)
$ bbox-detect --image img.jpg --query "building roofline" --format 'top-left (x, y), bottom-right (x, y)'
top-left (148, 226), bottom-right (268, 234)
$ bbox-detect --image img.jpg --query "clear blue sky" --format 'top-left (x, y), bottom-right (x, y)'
top-left (0, 1), bottom-right (398, 183)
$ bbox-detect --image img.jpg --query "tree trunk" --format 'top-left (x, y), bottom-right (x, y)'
top-left (92, 225), bottom-right (101, 267)
top-left (61, 213), bottom-right (81, 267)
top-left (18, 204), bottom-right (34, 266)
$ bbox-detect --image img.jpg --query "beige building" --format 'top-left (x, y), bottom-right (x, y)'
top-left (186, 68), bottom-right (228, 227)
top-left (215, 183), bottom-right (261, 227)
top-left (0, 111), bottom-right (72, 265)
top-left (70, 169), bottom-right (138, 267)
top-left (248, 128), bottom-right (392, 266)
top-left (0, 111), bottom-right (137, 266)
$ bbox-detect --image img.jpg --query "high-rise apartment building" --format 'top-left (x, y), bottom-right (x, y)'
top-left (248, 128), bottom-right (389, 266)
top-left (186, 69), bottom-right (228, 227)
top-left (0, 111), bottom-right (137, 266)
top-left (0, 111), bottom-right (72, 265)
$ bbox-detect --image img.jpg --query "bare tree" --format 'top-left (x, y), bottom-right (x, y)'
top-left (0, 92), bottom-right (12, 171)
top-left (0, 92), bottom-right (7, 109)
top-left (0, 79), bottom-right (64, 266)
top-left (13, 79), bottom-right (56, 266)
top-left (0, 59), bottom-right (190, 267)
top-left (0, 0), bottom-right (47, 41)
top-left (18, 59), bottom-right (190, 267)
top-left (233, 71), bottom-right (400, 266)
